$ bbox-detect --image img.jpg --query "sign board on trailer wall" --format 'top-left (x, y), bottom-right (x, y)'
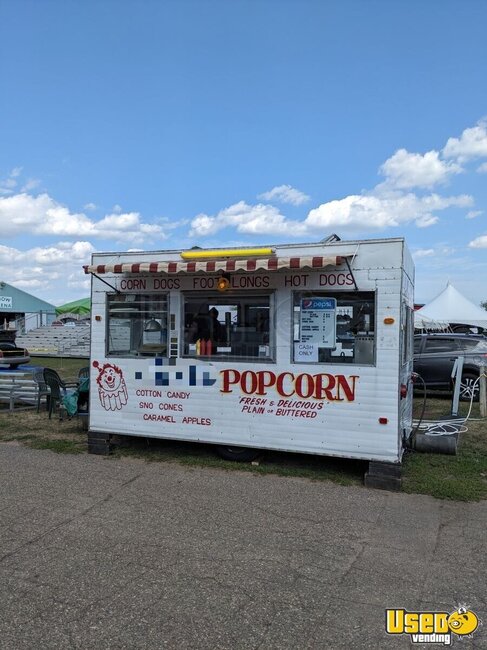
top-left (299, 297), bottom-right (336, 347)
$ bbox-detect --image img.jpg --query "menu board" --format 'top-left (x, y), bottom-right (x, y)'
top-left (299, 297), bottom-right (337, 348)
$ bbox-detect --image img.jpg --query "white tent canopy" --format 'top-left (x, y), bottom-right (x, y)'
top-left (415, 283), bottom-right (487, 329)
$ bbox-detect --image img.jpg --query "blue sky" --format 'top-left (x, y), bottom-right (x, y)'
top-left (1, 0), bottom-right (486, 307)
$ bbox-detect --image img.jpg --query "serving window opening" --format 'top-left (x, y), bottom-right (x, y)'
top-left (293, 291), bottom-right (376, 364)
top-left (107, 293), bottom-right (168, 358)
top-left (182, 293), bottom-right (273, 361)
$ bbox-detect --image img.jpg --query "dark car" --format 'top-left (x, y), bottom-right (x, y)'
top-left (413, 333), bottom-right (487, 400)
top-left (0, 342), bottom-right (31, 369)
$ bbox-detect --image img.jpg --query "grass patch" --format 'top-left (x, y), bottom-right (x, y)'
top-left (403, 393), bottom-right (487, 500)
top-left (402, 446), bottom-right (487, 501)
top-left (0, 407), bottom-right (87, 452)
top-left (29, 356), bottom-right (88, 382)
top-left (24, 437), bottom-right (85, 454)
top-left (0, 432), bottom-right (38, 443)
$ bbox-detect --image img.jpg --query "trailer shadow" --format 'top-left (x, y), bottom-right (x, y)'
top-left (109, 434), bottom-right (367, 486)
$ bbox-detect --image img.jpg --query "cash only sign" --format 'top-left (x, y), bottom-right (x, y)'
top-left (295, 297), bottom-right (336, 363)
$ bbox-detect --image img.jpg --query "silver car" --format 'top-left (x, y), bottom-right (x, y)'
top-left (413, 333), bottom-right (487, 401)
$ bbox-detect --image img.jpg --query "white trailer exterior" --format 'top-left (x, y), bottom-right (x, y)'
top-left (85, 237), bottom-right (414, 466)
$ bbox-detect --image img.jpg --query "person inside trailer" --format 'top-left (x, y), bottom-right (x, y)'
top-left (186, 309), bottom-right (210, 344)
top-left (208, 307), bottom-right (225, 345)
top-left (185, 317), bottom-right (201, 344)
top-left (186, 306), bottom-right (226, 351)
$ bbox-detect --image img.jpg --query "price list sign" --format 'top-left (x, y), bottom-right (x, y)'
top-left (300, 297), bottom-right (337, 348)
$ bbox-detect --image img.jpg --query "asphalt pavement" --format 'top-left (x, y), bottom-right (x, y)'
top-left (0, 443), bottom-right (486, 649)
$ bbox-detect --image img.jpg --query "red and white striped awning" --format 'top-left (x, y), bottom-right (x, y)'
top-left (84, 256), bottom-right (343, 275)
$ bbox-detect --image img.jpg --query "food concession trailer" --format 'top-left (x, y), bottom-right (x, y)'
top-left (84, 237), bottom-right (415, 488)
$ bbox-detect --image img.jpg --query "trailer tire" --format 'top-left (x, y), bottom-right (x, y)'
top-left (216, 445), bottom-right (261, 462)
top-left (459, 372), bottom-right (479, 402)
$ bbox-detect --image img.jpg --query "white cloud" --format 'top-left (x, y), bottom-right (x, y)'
top-left (0, 241), bottom-right (96, 300)
top-left (258, 185), bottom-right (310, 206)
top-left (189, 214), bottom-right (218, 236)
top-left (67, 272), bottom-right (91, 291)
top-left (304, 192), bottom-right (472, 231)
top-left (415, 215), bottom-right (440, 228)
top-left (0, 193), bottom-right (86, 236)
top-left (190, 201), bottom-right (307, 237)
top-left (379, 149), bottom-right (462, 189)
top-left (21, 179), bottom-right (41, 192)
top-left (96, 212), bottom-right (141, 231)
top-left (189, 190), bottom-right (473, 240)
top-left (466, 210), bottom-right (483, 219)
top-left (477, 162), bottom-right (487, 173)
top-left (469, 235), bottom-right (487, 249)
top-left (412, 249), bottom-right (436, 258)
top-left (443, 120), bottom-right (487, 162)
top-left (0, 168), bottom-right (23, 195)
top-left (0, 192), bottom-right (167, 243)
top-left (188, 190), bottom-right (473, 240)
top-left (0, 241), bottom-right (94, 267)
top-left (83, 202), bottom-right (98, 211)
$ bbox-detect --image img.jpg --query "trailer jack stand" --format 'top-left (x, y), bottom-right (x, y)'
top-left (364, 461), bottom-right (401, 491)
top-left (87, 430), bottom-right (112, 455)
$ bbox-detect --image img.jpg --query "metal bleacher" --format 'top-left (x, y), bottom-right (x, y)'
top-left (0, 371), bottom-right (40, 411)
top-left (15, 324), bottom-right (91, 358)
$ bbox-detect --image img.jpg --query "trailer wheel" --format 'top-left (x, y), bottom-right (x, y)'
top-left (216, 445), bottom-right (261, 462)
top-left (459, 372), bottom-right (480, 402)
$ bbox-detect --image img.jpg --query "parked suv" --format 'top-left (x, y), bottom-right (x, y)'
top-left (413, 333), bottom-right (487, 400)
top-left (0, 342), bottom-right (31, 369)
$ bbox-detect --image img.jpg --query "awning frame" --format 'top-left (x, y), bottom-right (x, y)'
top-left (84, 255), bottom-right (346, 276)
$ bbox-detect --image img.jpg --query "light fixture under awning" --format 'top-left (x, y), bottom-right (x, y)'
top-left (84, 255), bottom-right (344, 275)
